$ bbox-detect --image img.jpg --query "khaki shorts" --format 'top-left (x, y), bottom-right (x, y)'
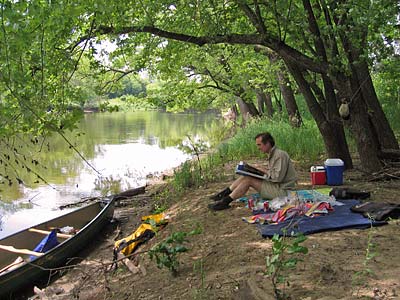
top-left (260, 181), bottom-right (291, 200)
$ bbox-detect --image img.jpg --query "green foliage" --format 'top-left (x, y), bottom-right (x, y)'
top-left (113, 95), bottom-right (158, 111)
top-left (0, 1), bottom-right (86, 137)
top-left (170, 147), bottom-right (229, 194)
top-left (152, 189), bottom-right (171, 214)
top-left (172, 160), bottom-right (202, 192)
top-left (215, 116), bottom-right (325, 163)
top-left (266, 233), bottom-right (308, 300)
top-left (178, 134), bottom-right (209, 179)
top-left (98, 101), bottom-right (119, 113)
top-left (107, 75), bottom-right (148, 99)
top-left (373, 56), bottom-right (400, 131)
top-left (148, 228), bottom-right (202, 276)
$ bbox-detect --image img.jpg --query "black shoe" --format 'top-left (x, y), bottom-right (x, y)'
top-left (208, 196), bottom-right (233, 211)
top-left (330, 188), bottom-right (371, 200)
top-left (209, 187), bottom-right (231, 201)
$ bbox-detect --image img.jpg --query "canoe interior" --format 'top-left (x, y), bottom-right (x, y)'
top-left (0, 201), bottom-right (108, 268)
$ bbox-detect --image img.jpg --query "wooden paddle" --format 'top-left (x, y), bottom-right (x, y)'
top-left (0, 256), bottom-right (25, 274)
top-left (0, 245), bottom-right (43, 257)
top-left (28, 228), bottom-right (73, 239)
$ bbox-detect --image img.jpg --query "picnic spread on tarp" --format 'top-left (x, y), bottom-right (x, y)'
top-left (238, 189), bottom-right (391, 237)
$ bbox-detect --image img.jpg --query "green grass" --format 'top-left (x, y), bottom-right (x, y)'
top-left (167, 116), bottom-right (326, 194)
top-left (216, 116), bottom-right (325, 163)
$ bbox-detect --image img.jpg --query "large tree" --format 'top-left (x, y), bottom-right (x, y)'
top-left (1, 0), bottom-right (399, 172)
top-left (91, 0), bottom-right (399, 171)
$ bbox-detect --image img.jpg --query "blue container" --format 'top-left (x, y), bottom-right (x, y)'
top-left (324, 159), bottom-right (344, 186)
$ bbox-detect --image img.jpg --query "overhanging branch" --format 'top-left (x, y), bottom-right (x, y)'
top-left (85, 25), bottom-right (327, 74)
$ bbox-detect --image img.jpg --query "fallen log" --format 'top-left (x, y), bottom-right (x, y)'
top-left (59, 196), bottom-right (100, 209)
top-left (113, 186), bottom-right (146, 200)
top-left (58, 186), bottom-right (146, 210)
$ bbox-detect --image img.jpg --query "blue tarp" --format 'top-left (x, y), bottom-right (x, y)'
top-left (29, 229), bottom-right (59, 260)
top-left (257, 200), bottom-right (387, 237)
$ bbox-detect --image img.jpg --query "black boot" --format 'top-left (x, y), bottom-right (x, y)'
top-left (209, 187), bottom-right (231, 201)
top-left (208, 196), bottom-right (233, 211)
top-left (329, 188), bottom-right (371, 200)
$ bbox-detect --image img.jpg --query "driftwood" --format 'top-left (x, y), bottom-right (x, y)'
top-left (117, 195), bottom-right (153, 207)
top-left (366, 167), bottom-right (400, 181)
top-left (113, 186), bottom-right (146, 200)
top-left (59, 196), bottom-right (100, 209)
top-left (117, 252), bottom-right (139, 274)
top-left (33, 286), bottom-right (47, 299)
top-left (58, 186), bottom-right (146, 209)
top-left (116, 252), bottom-right (141, 274)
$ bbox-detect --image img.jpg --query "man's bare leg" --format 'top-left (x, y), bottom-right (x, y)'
top-left (229, 176), bottom-right (263, 200)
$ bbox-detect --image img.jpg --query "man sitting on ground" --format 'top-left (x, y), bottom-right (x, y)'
top-left (208, 132), bottom-right (297, 211)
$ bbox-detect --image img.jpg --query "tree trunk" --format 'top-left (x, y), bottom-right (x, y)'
top-left (267, 52), bottom-right (302, 127)
top-left (335, 33), bottom-right (386, 171)
top-left (332, 71), bottom-right (383, 172)
top-left (326, 4), bottom-right (395, 172)
top-left (354, 61), bottom-right (399, 150)
top-left (273, 90), bottom-right (283, 113)
top-left (347, 77), bottom-right (383, 171)
top-left (232, 104), bottom-right (239, 119)
top-left (329, 0), bottom-right (398, 152)
top-left (276, 68), bottom-right (302, 127)
top-left (256, 90), bottom-right (265, 114)
top-left (291, 0), bottom-right (352, 168)
top-left (255, 88), bottom-right (274, 117)
top-left (286, 62), bottom-right (353, 169)
top-left (236, 96), bottom-right (259, 125)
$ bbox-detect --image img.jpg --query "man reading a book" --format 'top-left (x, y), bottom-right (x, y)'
top-left (208, 132), bottom-right (297, 211)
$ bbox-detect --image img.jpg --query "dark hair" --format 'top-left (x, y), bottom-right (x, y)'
top-left (255, 132), bottom-right (275, 147)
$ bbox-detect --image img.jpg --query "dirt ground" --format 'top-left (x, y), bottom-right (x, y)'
top-left (33, 160), bottom-right (400, 300)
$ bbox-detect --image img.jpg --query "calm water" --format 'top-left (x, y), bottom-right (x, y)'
top-left (0, 111), bottom-right (220, 238)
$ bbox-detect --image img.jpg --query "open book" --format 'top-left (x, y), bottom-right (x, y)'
top-left (235, 163), bottom-right (268, 180)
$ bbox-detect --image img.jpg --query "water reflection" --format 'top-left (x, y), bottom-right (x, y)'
top-left (0, 111), bottom-right (220, 238)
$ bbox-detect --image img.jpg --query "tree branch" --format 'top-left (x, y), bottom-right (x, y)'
top-left (236, 1), bottom-right (267, 34)
top-left (67, 15), bottom-right (97, 83)
top-left (88, 25), bottom-right (327, 73)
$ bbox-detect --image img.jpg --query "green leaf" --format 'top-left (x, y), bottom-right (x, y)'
top-left (283, 258), bottom-right (298, 269)
top-left (174, 245), bottom-right (188, 253)
top-left (287, 245), bottom-right (308, 255)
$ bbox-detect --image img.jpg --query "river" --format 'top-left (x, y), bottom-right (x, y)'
top-left (0, 111), bottom-right (220, 238)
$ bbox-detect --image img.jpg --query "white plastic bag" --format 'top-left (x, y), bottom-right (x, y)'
top-left (269, 195), bottom-right (297, 211)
